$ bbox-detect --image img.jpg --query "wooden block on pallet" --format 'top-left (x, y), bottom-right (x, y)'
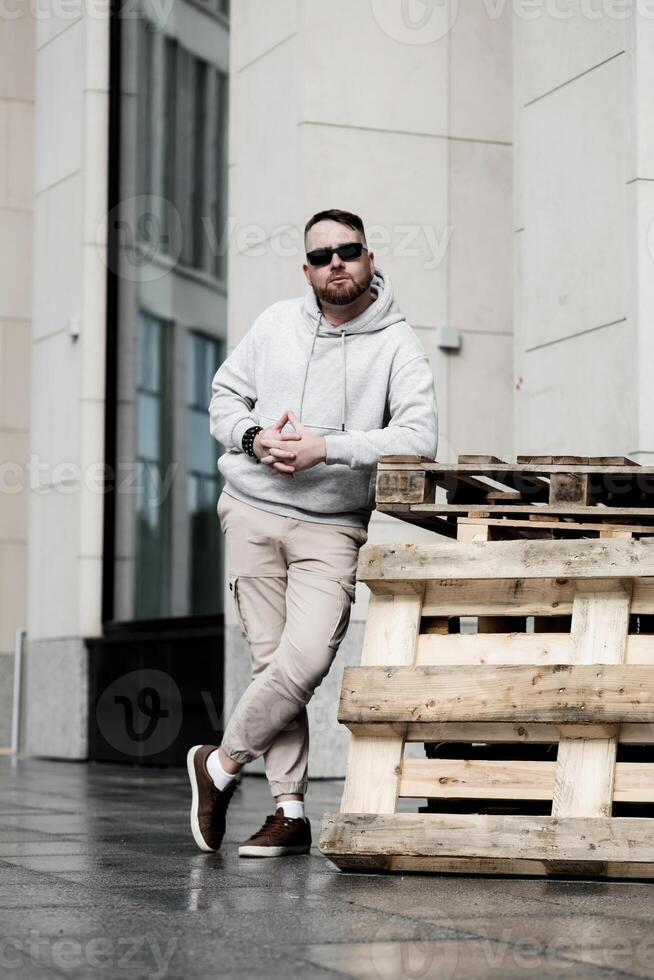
top-left (549, 472), bottom-right (590, 506)
top-left (454, 521), bottom-right (525, 628)
top-left (455, 520), bottom-right (490, 543)
top-left (376, 467), bottom-right (434, 504)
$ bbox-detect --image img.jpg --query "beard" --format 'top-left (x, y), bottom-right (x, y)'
top-left (314, 267), bottom-right (374, 307)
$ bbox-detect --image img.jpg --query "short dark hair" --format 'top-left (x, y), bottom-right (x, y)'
top-left (304, 208), bottom-right (367, 246)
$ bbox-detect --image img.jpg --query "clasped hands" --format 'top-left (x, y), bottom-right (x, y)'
top-left (253, 411), bottom-right (326, 478)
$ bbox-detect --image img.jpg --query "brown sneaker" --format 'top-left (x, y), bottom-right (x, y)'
top-left (186, 744), bottom-right (238, 852)
top-left (238, 810), bottom-right (312, 858)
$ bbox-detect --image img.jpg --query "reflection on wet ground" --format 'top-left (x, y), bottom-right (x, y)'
top-left (1, 758), bottom-right (653, 979)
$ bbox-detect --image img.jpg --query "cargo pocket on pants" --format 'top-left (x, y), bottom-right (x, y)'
top-left (327, 580), bottom-right (356, 650)
top-left (229, 575), bottom-right (249, 638)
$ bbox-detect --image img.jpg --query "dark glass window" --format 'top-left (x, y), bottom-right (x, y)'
top-left (110, 5), bottom-right (229, 625)
top-left (162, 37), bottom-right (179, 259)
top-left (138, 19), bottom-right (155, 199)
top-left (135, 311), bottom-right (173, 619)
top-left (192, 59), bottom-right (208, 268)
top-left (213, 70), bottom-right (229, 282)
top-left (187, 332), bottom-right (224, 615)
top-left (161, 43), bottom-right (228, 277)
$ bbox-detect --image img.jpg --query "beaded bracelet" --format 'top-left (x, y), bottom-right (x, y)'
top-left (241, 425), bottom-right (263, 462)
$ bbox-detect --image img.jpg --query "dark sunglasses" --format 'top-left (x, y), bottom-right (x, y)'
top-left (306, 242), bottom-right (368, 267)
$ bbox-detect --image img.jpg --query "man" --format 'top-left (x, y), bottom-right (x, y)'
top-left (187, 208), bottom-right (438, 858)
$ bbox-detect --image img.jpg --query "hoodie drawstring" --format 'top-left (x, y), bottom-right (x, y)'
top-left (340, 329), bottom-right (346, 432)
top-left (298, 312), bottom-right (347, 432)
top-left (299, 313), bottom-right (321, 424)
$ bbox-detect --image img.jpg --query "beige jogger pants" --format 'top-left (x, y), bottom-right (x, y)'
top-left (217, 490), bottom-right (368, 797)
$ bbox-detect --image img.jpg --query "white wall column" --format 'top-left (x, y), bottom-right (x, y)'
top-left (514, 7), bottom-right (636, 455)
top-left (0, 8), bottom-right (34, 748)
top-left (25, 4), bottom-right (110, 758)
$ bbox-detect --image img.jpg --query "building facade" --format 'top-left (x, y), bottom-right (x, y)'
top-left (1, 0), bottom-right (651, 777)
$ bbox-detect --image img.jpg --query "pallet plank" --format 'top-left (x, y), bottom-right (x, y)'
top-left (552, 581), bottom-right (632, 821)
top-left (409, 463), bottom-right (653, 476)
top-left (346, 721), bottom-right (654, 744)
top-left (358, 539), bottom-right (654, 585)
top-left (377, 502), bottom-right (654, 537)
top-left (516, 456), bottom-right (639, 466)
top-left (458, 455), bottom-right (507, 464)
top-left (320, 813), bottom-right (654, 863)
top-left (339, 589), bottom-right (423, 814)
top-left (338, 664), bottom-right (654, 724)
top-left (457, 517), bottom-right (654, 534)
top-left (420, 576), bottom-right (654, 616)
top-left (415, 632), bottom-right (654, 665)
top-left (331, 854), bottom-right (654, 878)
top-left (378, 455), bottom-right (433, 464)
top-left (398, 759), bottom-right (654, 802)
top-left (415, 503), bottom-right (654, 516)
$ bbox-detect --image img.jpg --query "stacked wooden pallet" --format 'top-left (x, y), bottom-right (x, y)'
top-left (320, 455), bottom-right (654, 878)
top-left (375, 453), bottom-right (654, 539)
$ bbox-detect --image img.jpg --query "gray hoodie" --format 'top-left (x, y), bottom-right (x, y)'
top-left (209, 266), bottom-right (438, 528)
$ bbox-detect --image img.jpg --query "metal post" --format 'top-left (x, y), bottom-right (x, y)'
top-left (11, 628), bottom-right (26, 758)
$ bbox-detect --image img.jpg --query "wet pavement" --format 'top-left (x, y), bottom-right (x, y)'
top-left (2, 756), bottom-right (654, 979)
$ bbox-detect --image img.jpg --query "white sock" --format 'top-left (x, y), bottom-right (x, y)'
top-left (206, 749), bottom-right (237, 791)
top-left (276, 800), bottom-right (305, 821)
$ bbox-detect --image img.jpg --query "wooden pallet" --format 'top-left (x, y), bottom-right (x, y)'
top-left (319, 531), bottom-right (654, 878)
top-left (376, 454), bottom-right (654, 539)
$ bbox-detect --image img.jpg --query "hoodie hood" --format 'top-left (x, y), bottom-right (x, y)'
top-left (301, 265), bottom-right (404, 337)
top-left (299, 266), bottom-right (405, 430)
